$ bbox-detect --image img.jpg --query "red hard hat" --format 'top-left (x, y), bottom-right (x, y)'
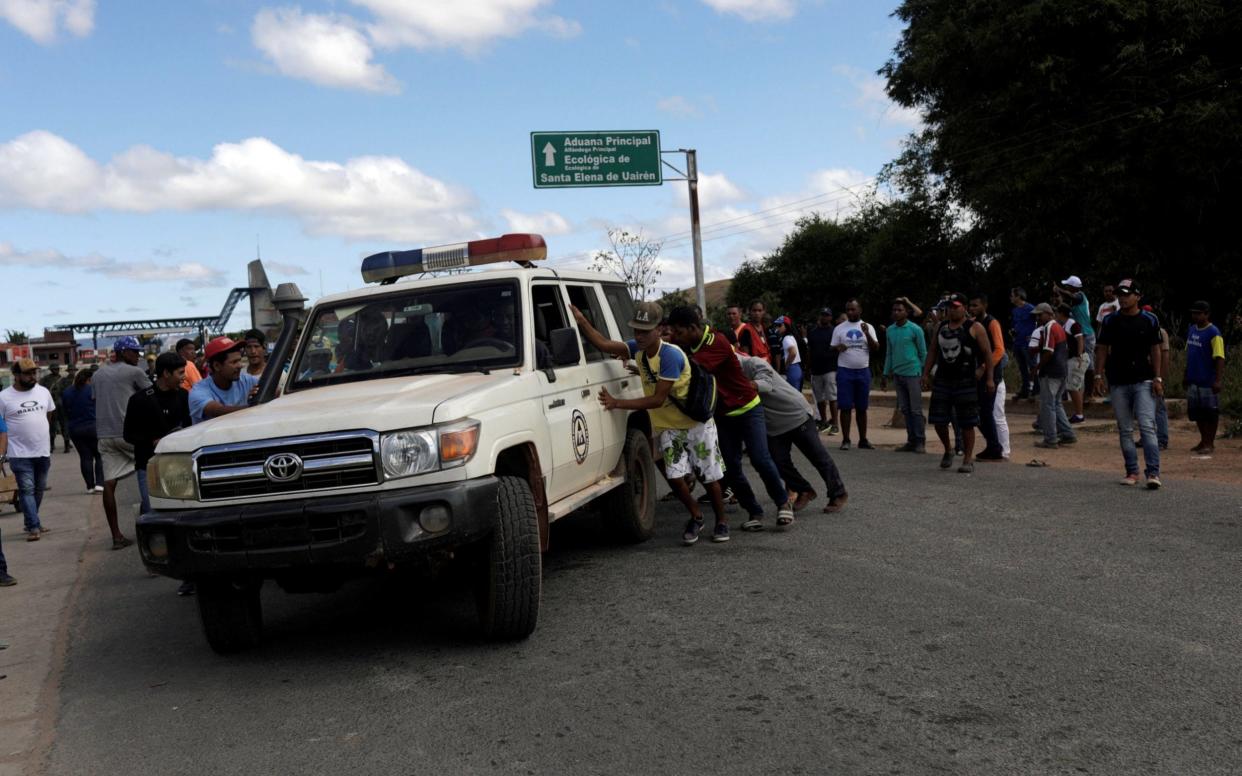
top-left (203, 336), bottom-right (242, 361)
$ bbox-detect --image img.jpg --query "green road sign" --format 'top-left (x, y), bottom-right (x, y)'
top-left (531, 130), bottom-right (662, 188)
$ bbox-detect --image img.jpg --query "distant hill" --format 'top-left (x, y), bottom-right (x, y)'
top-left (659, 278), bottom-right (733, 309)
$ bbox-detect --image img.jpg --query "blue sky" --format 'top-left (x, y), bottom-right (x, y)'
top-left (0, 0), bottom-right (917, 339)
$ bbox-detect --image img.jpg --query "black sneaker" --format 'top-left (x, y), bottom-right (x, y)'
top-left (712, 523), bottom-right (730, 543)
top-left (0, 574), bottom-right (16, 587)
top-left (857, 439), bottom-right (874, 450)
top-left (940, 452), bottom-right (954, 469)
top-left (176, 581), bottom-right (196, 597)
top-left (682, 518), bottom-right (705, 546)
top-left (839, 440), bottom-right (851, 451)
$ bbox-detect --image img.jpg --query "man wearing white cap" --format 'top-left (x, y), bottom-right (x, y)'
top-left (1054, 275), bottom-right (1096, 371)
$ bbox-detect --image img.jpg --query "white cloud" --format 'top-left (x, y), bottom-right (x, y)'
top-left (500, 208), bottom-right (571, 236)
top-left (0, 0), bottom-right (93, 44)
top-left (0, 242), bottom-right (230, 288)
top-left (700, 0), bottom-right (794, 22)
top-left (252, 7), bottom-right (398, 93)
top-left (263, 260), bottom-right (311, 276)
top-left (356, 0), bottom-right (579, 52)
top-left (672, 170), bottom-right (748, 211)
top-left (0, 130), bottom-right (479, 243)
top-left (834, 65), bottom-right (922, 130)
top-left (657, 95), bottom-right (700, 118)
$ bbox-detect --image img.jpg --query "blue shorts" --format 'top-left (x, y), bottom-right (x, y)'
top-left (835, 367), bottom-right (871, 411)
top-left (1186, 384), bottom-right (1219, 421)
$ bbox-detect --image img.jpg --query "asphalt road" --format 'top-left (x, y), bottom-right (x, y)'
top-left (44, 449), bottom-right (1242, 775)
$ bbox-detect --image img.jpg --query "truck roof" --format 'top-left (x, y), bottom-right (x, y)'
top-left (314, 265), bottom-right (615, 307)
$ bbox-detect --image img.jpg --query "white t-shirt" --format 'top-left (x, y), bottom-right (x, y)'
top-left (830, 320), bottom-right (872, 370)
top-left (780, 334), bottom-right (801, 367)
top-left (0, 384), bottom-right (54, 458)
top-left (1096, 299), bottom-right (1120, 325)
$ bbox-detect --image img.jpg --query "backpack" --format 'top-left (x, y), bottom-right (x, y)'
top-left (640, 345), bottom-right (717, 423)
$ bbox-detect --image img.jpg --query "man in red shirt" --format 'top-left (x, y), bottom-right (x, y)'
top-left (737, 300), bottom-right (772, 365)
top-left (668, 306), bottom-right (795, 530)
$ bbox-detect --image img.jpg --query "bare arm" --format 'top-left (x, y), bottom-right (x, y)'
top-left (971, 323), bottom-right (994, 389)
top-left (569, 304), bottom-right (630, 360)
top-left (863, 322), bottom-right (879, 352)
top-left (1150, 343), bottom-right (1164, 397)
top-left (599, 377), bottom-right (673, 412)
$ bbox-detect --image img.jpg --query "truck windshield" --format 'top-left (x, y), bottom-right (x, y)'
top-left (287, 280), bottom-right (522, 390)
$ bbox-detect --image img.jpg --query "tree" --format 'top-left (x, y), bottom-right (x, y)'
top-left (882, 0), bottom-right (1242, 320)
top-left (591, 229), bottom-right (663, 301)
top-left (4, 329), bottom-right (28, 344)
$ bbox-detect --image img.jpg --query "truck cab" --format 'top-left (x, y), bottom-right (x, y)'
top-left (137, 234), bottom-right (657, 653)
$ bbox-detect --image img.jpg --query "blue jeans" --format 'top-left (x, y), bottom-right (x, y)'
top-left (785, 363), bottom-right (803, 391)
top-left (136, 467), bottom-right (152, 515)
top-left (716, 406), bottom-right (789, 517)
top-left (1013, 344), bottom-right (1037, 394)
top-left (893, 374), bottom-right (926, 445)
top-left (1039, 376), bottom-right (1075, 444)
top-left (9, 456), bottom-right (51, 532)
top-left (1110, 382), bottom-right (1160, 477)
top-left (767, 418), bottom-right (847, 499)
top-left (1154, 396), bottom-right (1169, 448)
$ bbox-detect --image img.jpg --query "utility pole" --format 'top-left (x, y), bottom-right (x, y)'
top-left (662, 148), bottom-right (706, 313)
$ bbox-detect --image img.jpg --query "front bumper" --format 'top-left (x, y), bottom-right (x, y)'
top-left (136, 476), bottom-right (499, 580)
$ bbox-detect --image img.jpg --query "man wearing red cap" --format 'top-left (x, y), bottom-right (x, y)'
top-left (189, 337), bottom-right (259, 425)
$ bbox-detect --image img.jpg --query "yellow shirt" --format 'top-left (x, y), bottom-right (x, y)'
top-left (630, 340), bottom-right (696, 432)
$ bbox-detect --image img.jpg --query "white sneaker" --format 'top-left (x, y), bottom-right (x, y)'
top-left (93, 485), bottom-right (104, 493)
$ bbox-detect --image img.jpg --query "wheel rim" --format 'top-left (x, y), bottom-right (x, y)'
top-left (630, 454), bottom-right (650, 519)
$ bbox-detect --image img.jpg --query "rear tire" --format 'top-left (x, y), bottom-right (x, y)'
top-left (197, 579), bottom-right (263, 654)
top-left (601, 429), bottom-right (657, 543)
top-left (475, 476), bottom-right (541, 641)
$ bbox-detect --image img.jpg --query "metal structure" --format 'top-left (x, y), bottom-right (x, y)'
top-left (661, 148), bottom-right (705, 313)
top-left (55, 286), bottom-right (260, 349)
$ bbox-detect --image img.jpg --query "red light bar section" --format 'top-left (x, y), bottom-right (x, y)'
top-left (467, 233), bottom-right (547, 263)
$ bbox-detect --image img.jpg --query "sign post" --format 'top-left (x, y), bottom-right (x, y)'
top-left (531, 131), bottom-right (662, 189)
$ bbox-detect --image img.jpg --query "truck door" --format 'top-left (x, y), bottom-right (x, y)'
top-left (531, 282), bottom-right (604, 503)
top-left (564, 282), bottom-right (637, 478)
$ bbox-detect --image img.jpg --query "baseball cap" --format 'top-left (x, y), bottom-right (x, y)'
top-left (1115, 279), bottom-right (1139, 295)
top-left (113, 335), bottom-right (142, 353)
top-left (773, 315), bottom-right (790, 326)
top-left (1189, 300), bottom-right (1210, 313)
top-left (818, 307), bottom-right (833, 317)
top-left (628, 301), bottom-right (664, 331)
top-left (1061, 275), bottom-right (1083, 288)
top-left (203, 336), bottom-right (243, 361)
top-left (1033, 302), bottom-right (1055, 315)
top-left (945, 293), bottom-right (967, 308)
top-left (12, 357), bottom-right (38, 373)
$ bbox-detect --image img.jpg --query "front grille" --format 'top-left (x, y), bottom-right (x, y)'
top-left (187, 510), bottom-right (369, 553)
top-left (197, 433), bottom-right (378, 501)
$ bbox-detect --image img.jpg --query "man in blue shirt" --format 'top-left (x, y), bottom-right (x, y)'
top-left (1009, 287), bottom-right (1037, 399)
top-left (882, 298), bottom-right (927, 452)
top-left (1185, 300), bottom-right (1226, 454)
top-left (189, 337), bottom-right (259, 425)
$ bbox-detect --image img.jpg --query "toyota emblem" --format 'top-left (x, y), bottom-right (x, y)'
top-left (263, 453), bottom-right (303, 482)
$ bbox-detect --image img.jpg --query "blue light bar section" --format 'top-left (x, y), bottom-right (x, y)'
top-left (361, 248), bottom-right (424, 284)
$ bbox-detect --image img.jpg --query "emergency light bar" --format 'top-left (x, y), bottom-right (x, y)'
top-left (361, 233), bottom-right (547, 284)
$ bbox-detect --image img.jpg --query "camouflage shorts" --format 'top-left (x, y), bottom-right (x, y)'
top-left (656, 420), bottom-right (725, 483)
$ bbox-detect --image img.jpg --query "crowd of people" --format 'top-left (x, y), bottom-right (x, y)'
top-left (0, 330), bottom-right (270, 589)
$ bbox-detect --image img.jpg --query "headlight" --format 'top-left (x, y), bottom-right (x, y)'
top-left (380, 419), bottom-right (481, 480)
top-left (380, 430), bottom-right (439, 479)
top-left (148, 454), bottom-right (197, 500)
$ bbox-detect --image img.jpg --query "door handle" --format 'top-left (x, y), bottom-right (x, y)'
top-left (620, 380), bottom-right (629, 389)
top-left (580, 389), bottom-right (591, 398)
top-left (548, 398), bottom-right (565, 408)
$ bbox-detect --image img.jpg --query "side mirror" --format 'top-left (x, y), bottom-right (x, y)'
top-left (549, 327), bottom-right (581, 366)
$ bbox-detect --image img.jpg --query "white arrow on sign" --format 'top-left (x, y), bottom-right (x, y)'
top-left (542, 142), bottom-right (557, 167)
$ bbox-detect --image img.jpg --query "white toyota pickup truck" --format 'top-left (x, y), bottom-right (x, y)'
top-left (137, 234), bottom-right (657, 653)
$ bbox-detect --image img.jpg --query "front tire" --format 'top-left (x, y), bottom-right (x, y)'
top-left (475, 476), bottom-right (541, 641)
top-left (197, 579), bottom-right (263, 654)
top-left (601, 429), bottom-right (657, 543)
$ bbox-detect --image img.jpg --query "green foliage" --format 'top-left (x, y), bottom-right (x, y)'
top-left (4, 329), bottom-right (28, 344)
top-left (882, 0), bottom-right (1242, 319)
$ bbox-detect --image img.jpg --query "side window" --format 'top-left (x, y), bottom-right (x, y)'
top-left (532, 284), bottom-right (574, 368)
top-left (565, 285), bottom-right (606, 362)
top-left (601, 285), bottom-right (635, 338)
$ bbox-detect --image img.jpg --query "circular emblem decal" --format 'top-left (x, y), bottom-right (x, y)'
top-left (571, 409), bottom-right (589, 465)
top-left (263, 453), bottom-right (304, 482)
top-left (20, 401), bottom-right (38, 408)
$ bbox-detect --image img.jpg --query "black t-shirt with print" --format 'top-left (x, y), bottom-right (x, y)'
top-left (1097, 310), bottom-right (1161, 385)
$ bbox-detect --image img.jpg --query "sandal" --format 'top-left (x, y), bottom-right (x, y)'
top-left (1026, 459), bottom-right (1049, 468)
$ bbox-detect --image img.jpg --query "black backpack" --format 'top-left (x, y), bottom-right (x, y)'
top-left (640, 344), bottom-right (717, 423)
